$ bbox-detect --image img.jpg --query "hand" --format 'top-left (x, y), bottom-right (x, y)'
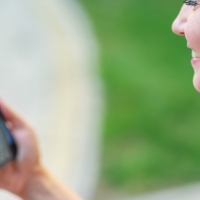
top-left (0, 99), bottom-right (41, 196)
top-left (0, 99), bottom-right (83, 200)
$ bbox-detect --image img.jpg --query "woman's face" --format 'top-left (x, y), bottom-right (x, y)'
top-left (172, 1), bottom-right (200, 91)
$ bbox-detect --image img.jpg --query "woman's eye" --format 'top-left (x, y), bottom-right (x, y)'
top-left (184, 0), bottom-right (198, 6)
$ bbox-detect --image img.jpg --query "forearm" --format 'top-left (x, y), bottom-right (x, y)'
top-left (20, 165), bottom-right (83, 200)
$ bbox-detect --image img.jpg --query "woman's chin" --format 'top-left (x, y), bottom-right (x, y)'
top-left (193, 74), bottom-right (200, 92)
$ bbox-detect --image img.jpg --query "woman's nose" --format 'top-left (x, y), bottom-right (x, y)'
top-left (172, 5), bottom-right (191, 36)
top-left (172, 17), bottom-right (185, 36)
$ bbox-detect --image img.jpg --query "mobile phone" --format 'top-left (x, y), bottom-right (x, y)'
top-left (0, 111), bottom-right (17, 167)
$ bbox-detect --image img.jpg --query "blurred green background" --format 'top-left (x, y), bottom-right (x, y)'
top-left (79, 0), bottom-right (200, 197)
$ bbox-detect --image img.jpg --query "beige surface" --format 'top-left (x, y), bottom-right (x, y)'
top-left (97, 183), bottom-right (200, 200)
top-left (129, 183), bottom-right (200, 200)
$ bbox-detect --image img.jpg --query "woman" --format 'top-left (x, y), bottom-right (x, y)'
top-left (172, 0), bottom-right (200, 92)
top-left (0, 99), bottom-right (83, 200)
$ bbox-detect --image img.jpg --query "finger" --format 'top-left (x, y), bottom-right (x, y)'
top-left (0, 99), bottom-right (28, 127)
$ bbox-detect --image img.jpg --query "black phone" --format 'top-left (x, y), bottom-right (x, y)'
top-left (0, 111), bottom-right (17, 167)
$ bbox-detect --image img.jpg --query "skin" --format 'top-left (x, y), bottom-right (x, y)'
top-left (0, 99), bottom-right (83, 200)
top-left (172, 1), bottom-right (200, 91)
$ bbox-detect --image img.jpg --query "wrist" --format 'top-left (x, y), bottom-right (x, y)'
top-left (19, 164), bottom-right (46, 199)
top-left (20, 165), bottom-right (83, 200)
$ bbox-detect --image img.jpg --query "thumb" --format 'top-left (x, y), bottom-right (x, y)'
top-left (0, 99), bottom-right (28, 128)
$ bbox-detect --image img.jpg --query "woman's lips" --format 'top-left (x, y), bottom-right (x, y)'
top-left (191, 50), bottom-right (200, 65)
top-left (191, 57), bottom-right (200, 65)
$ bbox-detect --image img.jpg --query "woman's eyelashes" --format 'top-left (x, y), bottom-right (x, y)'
top-left (184, 0), bottom-right (198, 6)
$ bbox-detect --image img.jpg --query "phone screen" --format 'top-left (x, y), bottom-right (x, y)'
top-left (0, 114), bottom-right (17, 166)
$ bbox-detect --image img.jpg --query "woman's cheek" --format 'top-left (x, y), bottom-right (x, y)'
top-left (185, 17), bottom-right (200, 49)
top-left (185, 24), bottom-right (197, 47)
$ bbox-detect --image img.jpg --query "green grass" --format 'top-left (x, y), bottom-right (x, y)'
top-left (79, 0), bottom-right (200, 195)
